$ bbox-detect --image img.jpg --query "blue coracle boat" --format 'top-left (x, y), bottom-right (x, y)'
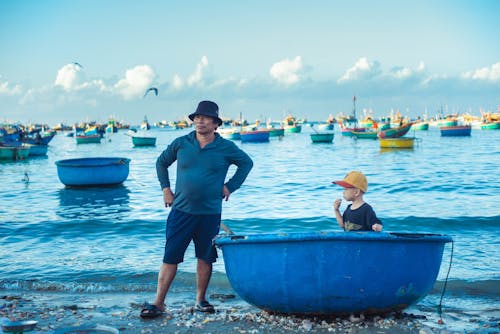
top-left (55, 157), bottom-right (131, 187)
top-left (215, 232), bottom-right (452, 315)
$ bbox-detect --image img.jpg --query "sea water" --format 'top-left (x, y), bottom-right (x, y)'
top-left (0, 125), bottom-right (498, 330)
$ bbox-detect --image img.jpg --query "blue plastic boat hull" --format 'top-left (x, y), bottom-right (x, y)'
top-left (215, 232), bottom-right (452, 315)
top-left (55, 157), bottom-right (130, 187)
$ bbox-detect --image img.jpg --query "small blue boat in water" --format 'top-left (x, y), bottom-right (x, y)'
top-left (55, 157), bottom-right (131, 187)
top-left (440, 125), bottom-right (472, 136)
top-left (215, 231), bottom-right (452, 315)
top-left (240, 130), bottom-right (270, 143)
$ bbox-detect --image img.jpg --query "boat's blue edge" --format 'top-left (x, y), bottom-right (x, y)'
top-left (214, 231), bottom-right (453, 245)
top-left (55, 157), bottom-right (131, 166)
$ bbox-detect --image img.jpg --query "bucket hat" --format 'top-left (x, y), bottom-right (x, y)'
top-left (333, 171), bottom-right (368, 193)
top-left (189, 101), bottom-right (223, 126)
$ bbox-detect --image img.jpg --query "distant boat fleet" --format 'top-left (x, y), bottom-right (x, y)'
top-left (2, 106), bottom-right (499, 161)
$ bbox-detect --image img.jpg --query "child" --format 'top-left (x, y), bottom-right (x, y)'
top-left (332, 171), bottom-right (383, 232)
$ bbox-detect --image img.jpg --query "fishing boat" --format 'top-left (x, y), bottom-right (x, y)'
top-left (75, 134), bottom-right (102, 144)
top-left (218, 128), bottom-right (241, 140)
top-left (379, 137), bottom-right (415, 149)
top-left (240, 130), bottom-right (270, 143)
top-left (351, 130), bottom-right (378, 139)
top-left (310, 133), bottom-right (334, 143)
top-left (55, 157), bottom-right (131, 187)
top-left (341, 126), bottom-right (365, 137)
top-left (268, 127), bottom-right (285, 137)
top-left (440, 125), bottom-right (471, 136)
top-left (411, 122), bottom-right (429, 131)
top-left (436, 119), bottom-right (458, 127)
top-left (0, 144), bottom-right (30, 160)
top-left (480, 122), bottom-right (500, 130)
top-left (283, 115), bottom-right (302, 133)
top-left (377, 123), bottom-right (413, 139)
top-left (131, 135), bottom-right (156, 146)
top-left (140, 115), bottom-right (151, 130)
top-left (317, 123), bottom-right (334, 131)
top-left (215, 232), bottom-right (452, 315)
top-left (26, 144), bottom-right (49, 156)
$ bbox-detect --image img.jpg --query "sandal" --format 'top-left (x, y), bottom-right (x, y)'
top-left (195, 300), bottom-right (215, 313)
top-left (140, 302), bottom-right (164, 318)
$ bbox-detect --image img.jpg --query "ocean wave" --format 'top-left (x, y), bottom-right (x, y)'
top-left (2, 215), bottom-right (498, 239)
top-left (1, 276), bottom-right (497, 298)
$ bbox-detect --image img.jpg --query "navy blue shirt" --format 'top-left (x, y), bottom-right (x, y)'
top-left (342, 203), bottom-right (382, 231)
top-left (156, 131), bottom-right (253, 214)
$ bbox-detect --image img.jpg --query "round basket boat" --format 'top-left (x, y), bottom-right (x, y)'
top-left (55, 157), bottom-right (130, 187)
top-left (310, 133), bottom-right (334, 143)
top-left (379, 137), bottom-right (415, 149)
top-left (215, 232), bottom-right (452, 315)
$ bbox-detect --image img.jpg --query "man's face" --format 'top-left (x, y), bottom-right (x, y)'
top-left (193, 115), bottom-right (218, 134)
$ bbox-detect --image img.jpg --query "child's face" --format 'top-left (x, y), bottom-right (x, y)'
top-left (342, 187), bottom-right (359, 201)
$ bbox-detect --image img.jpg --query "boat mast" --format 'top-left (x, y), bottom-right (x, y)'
top-left (353, 95), bottom-right (358, 125)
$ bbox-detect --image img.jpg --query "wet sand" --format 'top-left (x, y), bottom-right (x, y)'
top-left (0, 291), bottom-right (496, 333)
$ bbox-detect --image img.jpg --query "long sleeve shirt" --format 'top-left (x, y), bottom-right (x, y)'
top-left (156, 131), bottom-right (253, 214)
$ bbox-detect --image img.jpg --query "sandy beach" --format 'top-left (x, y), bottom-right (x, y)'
top-left (2, 289), bottom-right (496, 334)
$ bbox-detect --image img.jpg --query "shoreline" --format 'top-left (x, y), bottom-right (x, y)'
top-left (1, 290), bottom-right (495, 333)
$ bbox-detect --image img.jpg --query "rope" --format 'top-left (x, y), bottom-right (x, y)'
top-left (437, 239), bottom-right (454, 322)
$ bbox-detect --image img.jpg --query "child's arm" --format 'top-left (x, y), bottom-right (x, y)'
top-left (333, 199), bottom-right (344, 229)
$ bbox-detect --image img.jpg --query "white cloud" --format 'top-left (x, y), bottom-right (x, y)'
top-left (114, 65), bottom-right (156, 99)
top-left (54, 63), bottom-right (85, 91)
top-left (462, 62), bottom-right (500, 82)
top-left (389, 62), bottom-right (426, 80)
top-left (172, 74), bottom-right (184, 89)
top-left (187, 56), bottom-right (209, 86)
top-left (270, 56), bottom-right (303, 85)
top-left (0, 80), bottom-right (22, 95)
top-left (338, 57), bottom-right (382, 83)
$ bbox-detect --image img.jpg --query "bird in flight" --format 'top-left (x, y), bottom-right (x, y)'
top-left (73, 62), bottom-right (83, 68)
top-left (143, 87), bottom-right (158, 98)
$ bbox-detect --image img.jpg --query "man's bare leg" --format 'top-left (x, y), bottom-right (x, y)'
top-left (196, 259), bottom-right (212, 303)
top-left (153, 263), bottom-right (177, 310)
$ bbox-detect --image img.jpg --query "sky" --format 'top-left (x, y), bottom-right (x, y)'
top-left (1, 0), bottom-right (499, 126)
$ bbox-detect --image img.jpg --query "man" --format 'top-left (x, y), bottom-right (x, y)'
top-left (141, 100), bottom-right (253, 317)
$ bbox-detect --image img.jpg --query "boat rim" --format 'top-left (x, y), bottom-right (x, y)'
top-left (215, 231), bottom-right (453, 245)
top-left (55, 157), bottom-right (131, 167)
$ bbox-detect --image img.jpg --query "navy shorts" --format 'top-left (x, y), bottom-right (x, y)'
top-left (163, 209), bottom-right (221, 264)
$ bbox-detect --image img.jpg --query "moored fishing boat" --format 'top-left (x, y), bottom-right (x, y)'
top-left (131, 135), bottom-right (156, 146)
top-left (284, 124), bottom-right (302, 133)
top-left (240, 129), bottom-right (270, 143)
top-left (480, 122), bottom-right (500, 130)
top-left (310, 132), bottom-right (334, 143)
top-left (440, 125), bottom-right (471, 137)
top-left (317, 122), bottom-right (334, 131)
top-left (411, 122), bottom-right (429, 131)
top-left (218, 128), bottom-right (241, 140)
top-left (341, 126), bottom-right (365, 137)
top-left (351, 130), bottom-right (378, 139)
top-left (215, 232), bottom-right (452, 315)
top-left (26, 144), bottom-right (48, 156)
top-left (436, 119), bottom-right (458, 127)
top-left (75, 134), bottom-right (102, 144)
top-left (0, 144), bottom-right (30, 160)
top-left (268, 127), bottom-right (285, 137)
top-left (379, 137), bottom-right (415, 149)
top-left (377, 123), bottom-right (413, 139)
top-left (283, 115), bottom-right (302, 133)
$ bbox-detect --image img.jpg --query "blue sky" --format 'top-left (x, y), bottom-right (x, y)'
top-left (1, 0), bottom-right (499, 125)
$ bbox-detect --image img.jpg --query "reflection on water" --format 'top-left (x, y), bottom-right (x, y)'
top-left (57, 185), bottom-right (131, 219)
